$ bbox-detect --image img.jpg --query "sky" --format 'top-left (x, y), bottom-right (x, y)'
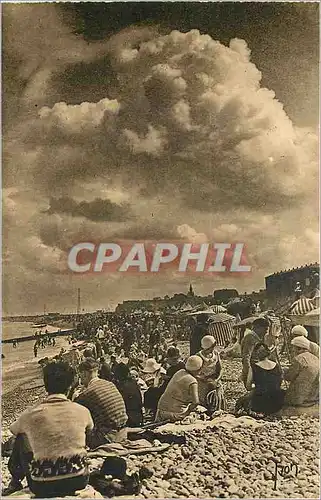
top-left (2, 2), bottom-right (319, 315)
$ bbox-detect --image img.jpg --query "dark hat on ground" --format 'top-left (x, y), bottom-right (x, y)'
top-left (100, 456), bottom-right (127, 479)
top-left (79, 357), bottom-right (99, 371)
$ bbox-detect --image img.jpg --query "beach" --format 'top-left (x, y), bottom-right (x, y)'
top-left (2, 321), bottom-right (72, 396)
top-left (1, 355), bottom-right (319, 498)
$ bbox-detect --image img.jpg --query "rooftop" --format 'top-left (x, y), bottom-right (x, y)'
top-left (266, 262), bottom-right (319, 279)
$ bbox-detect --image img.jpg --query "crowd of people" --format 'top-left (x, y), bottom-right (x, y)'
top-left (2, 302), bottom-right (319, 498)
top-left (33, 331), bottom-right (56, 358)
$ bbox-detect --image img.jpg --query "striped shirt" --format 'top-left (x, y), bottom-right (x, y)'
top-left (76, 378), bottom-right (127, 431)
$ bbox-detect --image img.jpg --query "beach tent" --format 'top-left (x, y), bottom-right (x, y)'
top-left (288, 307), bottom-right (320, 328)
top-left (288, 297), bottom-right (317, 315)
top-left (207, 312), bottom-right (236, 346)
top-left (186, 309), bottom-right (236, 346)
top-left (180, 304), bottom-right (194, 313)
top-left (208, 305), bottom-right (227, 313)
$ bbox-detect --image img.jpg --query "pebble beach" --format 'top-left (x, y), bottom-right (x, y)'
top-left (1, 357), bottom-right (319, 499)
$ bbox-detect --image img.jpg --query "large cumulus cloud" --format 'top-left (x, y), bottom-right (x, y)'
top-left (3, 23), bottom-right (319, 314)
top-left (8, 30), bottom-right (318, 210)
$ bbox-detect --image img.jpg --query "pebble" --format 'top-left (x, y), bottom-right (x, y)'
top-left (2, 358), bottom-right (319, 498)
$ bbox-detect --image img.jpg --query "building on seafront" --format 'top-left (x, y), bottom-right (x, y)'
top-left (265, 262), bottom-right (319, 300)
top-left (116, 263), bottom-right (319, 314)
top-left (115, 284), bottom-right (242, 313)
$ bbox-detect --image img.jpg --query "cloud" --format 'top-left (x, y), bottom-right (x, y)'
top-left (177, 224), bottom-right (208, 243)
top-left (46, 196), bottom-right (132, 222)
top-left (7, 30), bottom-right (317, 210)
top-left (2, 3), bottom-right (113, 125)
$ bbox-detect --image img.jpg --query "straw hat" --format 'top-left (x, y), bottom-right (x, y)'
top-left (185, 355), bottom-right (203, 372)
top-left (143, 358), bottom-right (162, 373)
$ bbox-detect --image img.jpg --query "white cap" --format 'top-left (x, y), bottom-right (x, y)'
top-left (201, 335), bottom-right (216, 349)
top-left (186, 355), bottom-right (203, 372)
top-left (291, 325), bottom-right (308, 338)
top-left (291, 336), bottom-right (310, 350)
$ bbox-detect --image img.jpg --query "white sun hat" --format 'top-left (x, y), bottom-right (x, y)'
top-left (201, 335), bottom-right (216, 349)
top-left (185, 355), bottom-right (203, 372)
top-left (291, 325), bottom-right (308, 338)
top-left (291, 336), bottom-right (310, 350)
top-left (143, 358), bottom-right (162, 373)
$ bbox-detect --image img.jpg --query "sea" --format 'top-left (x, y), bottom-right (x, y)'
top-left (1, 322), bottom-right (72, 393)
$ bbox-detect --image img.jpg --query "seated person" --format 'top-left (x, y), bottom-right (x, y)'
top-left (162, 346), bottom-right (185, 383)
top-left (4, 361), bottom-right (93, 498)
top-left (142, 358), bottom-right (167, 420)
top-left (99, 356), bottom-right (114, 382)
top-left (291, 325), bottom-right (319, 358)
top-left (75, 358), bottom-right (128, 448)
top-left (197, 336), bottom-right (226, 414)
top-left (155, 355), bottom-right (203, 423)
top-left (114, 363), bottom-right (143, 427)
top-left (284, 336), bottom-right (319, 408)
top-left (235, 343), bottom-right (285, 416)
top-left (241, 318), bottom-right (270, 389)
top-left (130, 369), bottom-right (148, 395)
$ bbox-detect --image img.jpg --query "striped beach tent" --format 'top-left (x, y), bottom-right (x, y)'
top-left (208, 313), bottom-right (236, 346)
top-left (208, 305), bottom-right (227, 313)
top-left (289, 297), bottom-right (316, 315)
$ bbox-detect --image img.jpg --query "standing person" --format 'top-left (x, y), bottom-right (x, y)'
top-left (197, 336), bottom-right (226, 413)
top-left (95, 339), bottom-right (103, 359)
top-left (148, 327), bottom-right (161, 358)
top-left (122, 324), bottom-right (134, 356)
top-left (190, 314), bottom-right (209, 355)
top-left (86, 342), bottom-right (97, 359)
top-left (283, 336), bottom-right (319, 408)
top-left (33, 342), bottom-right (38, 358)
top-left (114, 363), bottom-right (143, 427)
top-left (3, 362), bottom-right (93, 498)
top-left (109, 354), bottom-right (119, 376)
top-left (241, 318), bottom-right (270, 389)
top-left (156, 355), bottom-right (203, 422)
top-left (294, 282), bottom-right (303, 300)
top-left (75, 358), bottom-right (128, 447)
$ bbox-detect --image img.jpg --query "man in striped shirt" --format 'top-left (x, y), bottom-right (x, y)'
top-left (76, 358), bottom-right (128, 448)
